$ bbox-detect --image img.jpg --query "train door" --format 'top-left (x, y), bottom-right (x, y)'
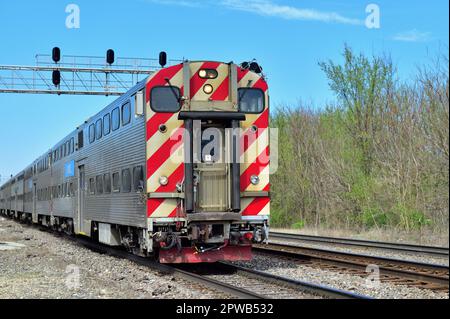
top-left (194, 123), bottom-right (229, 212)
top-left (76, 165), bottom-right (85, 234)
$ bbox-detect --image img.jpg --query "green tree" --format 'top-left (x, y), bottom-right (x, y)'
top-left (319, 45), bottom-right (395, 176)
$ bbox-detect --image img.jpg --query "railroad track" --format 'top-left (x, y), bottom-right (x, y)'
top-left (270, 232), bottom-right (449, 256)
top-left (176, 261), bottom-right (371, 299)
top-left (75, 236), bottom-right (370, 299)
top-left (5, 218), bottom-right (372, 299)
top-left (254, 242), bottom-right (449, 292)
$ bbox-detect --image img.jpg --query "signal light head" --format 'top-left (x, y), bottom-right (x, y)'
top-left (52, 70), bottom-right (61, 87)
top-left (106, 49), bottom-right (115, 65)
top-left (52, 47), bottom-right (61, 63)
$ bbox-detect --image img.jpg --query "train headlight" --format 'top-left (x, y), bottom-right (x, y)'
top-left (198, 69), bottom-right (218, 79)
top-left (199, 70), bottom-right (207, 78)
top-left (159, 176), bottom-right (169, 186)
top-left (203, 84), bottom-right (214, 95)
top-left (250, 175), bottom-right (260, 185)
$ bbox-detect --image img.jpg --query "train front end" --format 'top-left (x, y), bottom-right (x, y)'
top-left (145, 61), bottom-right (270, 263)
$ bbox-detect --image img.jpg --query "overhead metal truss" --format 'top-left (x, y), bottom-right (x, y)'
top-left (0, 54), bottom-right (180, 96)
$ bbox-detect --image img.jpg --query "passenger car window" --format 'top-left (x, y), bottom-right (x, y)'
top-left (95, 119), bottom-right (103, 140)
top-left (89, 178), bottom-right (95, 195)
top-left (69, 183), bottom-right (74, 197)
top-left (121, 169), bottom-right (131, 193)
top-left (150, 86), bottom-right (181, 113)
top-left (70, 138), bottom-right (74, 154)
top-left (104, 173), bottom-right (111, 194)
top-left (122, 102), bottom-right (131, 126)
top-left (103, 113), bottom-right (111, 136)
top-left (112, 108), bottom-right (120, 131)
top-left (133, 166), bottom-right (144, 191)
top-left (78, 131), bottom-right (84, 150)
top-left (96, 175), bottom-right (103, 194)
top-left (89, 124), bottom-right (95, 143)
top-left (238, 88), bottom-right (265, 114)
top-left (112, 172), bottom-right (120, 192)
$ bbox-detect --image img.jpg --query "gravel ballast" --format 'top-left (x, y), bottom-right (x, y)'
top-left (0, 217), bottom-right (226, 299)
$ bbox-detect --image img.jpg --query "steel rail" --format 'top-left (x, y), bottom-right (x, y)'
top-left (255, 243), bottom-right (449, 291)
top-left (217, 262), bottom-right (372, 300)
top-left (72, 236), bottom-right (265, 299)
top-left (270, 232), bottom-right (449, 256)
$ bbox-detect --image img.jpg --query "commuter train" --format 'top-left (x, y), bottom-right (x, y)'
top-left (0, 57), bottom-right (270, 263)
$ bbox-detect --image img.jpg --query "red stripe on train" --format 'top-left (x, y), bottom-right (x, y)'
top-left (146, 126), bottom-right (184, 178)
top-left (210, 76), bottom-right (229, 101)
top-left (241, 108), bottom-right (269, 153)
top-left (146, 64), bottom-right (183, 102)
top-left (147, 198), bottom-right (165, 217)
top-left (240, 146), bottom-right (270, 191)
top-left (190, 62), bottom-right (221, 98)
top-left (154, 163), bottom-right (185, 193)
top-left (242, 197), bottom-right (270, 216)
top-left (146, 113), bottom-right (174, 140)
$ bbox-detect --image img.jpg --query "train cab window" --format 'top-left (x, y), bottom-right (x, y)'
top-left (121, 169), bottom-right (132, 193)
top-left (95, 119), bottom-right (103, 140)
top-left (58, 185), bottom-right (61, 198)
top-left (66, 141), bottom-right (70, 155)
top-left (122, 102), bottom-right (131, 126)
top-left (96, 175), bottom-right (104, 195)
top-left (112, 172), bottom-right (120, 192)
top-left (103, 113), bottom-right (111, 136)
top-left (112, 108), bottom-right (120, 131)
top-left (104, 173), bottom-right (112, 194)
top-left (61, 144), bottom-right (65, 158)
top-left (89, 178), bottom-right (95, 195)
top-left (238, 88), bottom-right (265, 114)
top-left (150, 86), bottom-right (181, 113)
top-left (89, 124), bottom-right (95, 143)
top-left (133, 166), bottom-right (144, 191)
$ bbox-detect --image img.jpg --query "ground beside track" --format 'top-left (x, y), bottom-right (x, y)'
top-left (0, 217), bottom-right (226, 299)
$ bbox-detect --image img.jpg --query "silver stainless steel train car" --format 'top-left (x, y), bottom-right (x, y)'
top-left (0, 58), bottom-right (271, 263)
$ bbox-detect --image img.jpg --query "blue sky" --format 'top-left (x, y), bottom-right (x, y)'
top-left (0, 0), bottom-right (448, 182)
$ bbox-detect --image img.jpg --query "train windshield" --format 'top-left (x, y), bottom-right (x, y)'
top-left (150, 86), bottom-right (181, 113)
top-left (238, 88), bottom-right (264, 114)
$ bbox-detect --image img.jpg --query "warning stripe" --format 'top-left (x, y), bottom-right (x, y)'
top-left (147, 127), bottom-right (184, 177)
top-left (190, 62), bottom-right (221, 99)
top-left (240, 146), bottom-right (270, 191)
top-left (241, 197), bottom-right (270, 216)
top-left (146, 64), bottom-right (183, 102)
top-left (210, 75), bottom-right (229, 101)
top-left (146, 112), bottom-right (174, 140)
top-left (148, 198), bottom-right (178, 218)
